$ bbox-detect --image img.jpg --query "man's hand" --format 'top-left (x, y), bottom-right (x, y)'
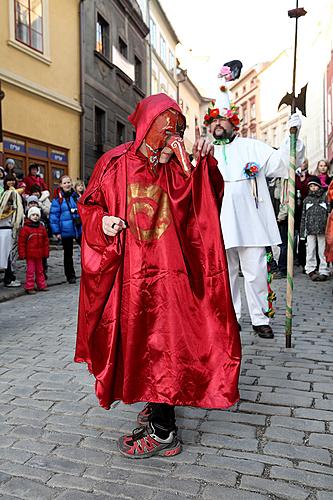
top-left (102, 216), bottom-right (127, 237)
top-left (55, 234), bottom-right (61, 240)
top-left (192, 127), bottom-right (214, 160)
top-left (288, 113), bottom-right (301, 137)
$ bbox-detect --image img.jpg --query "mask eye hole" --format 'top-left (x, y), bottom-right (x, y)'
top-left (176, 120), bottom-right (185, 137)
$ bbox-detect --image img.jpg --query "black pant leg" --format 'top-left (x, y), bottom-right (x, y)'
top-left (4, 257), bottom-right (16, 285)
top-left (149, 403), bottom-right (176, 436)
top-left (62, 237), bottom-right (75, 281)
top-left (278, 222), bottom-right (288, 275)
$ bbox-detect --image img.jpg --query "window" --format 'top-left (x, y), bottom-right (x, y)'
top-left (96, 13), bottom-right (110, 58)
top-left (168, 50), bottom-right (174, 72)
top-left (242, 105), bottom-right (248, 125)
top-left (250, 99), bottom-right (256, 119)
top-left (119, 37), bottom-right (128, 59)
top-left (15, 0), bottom-right (43, 52)
top-left (160, 35), bottom-right (166, 64)
top-left (150, 17), bottom-right (157, 49)
top-left (94, 107), bottom-right (106, 148)
top-left (134, 56), bottom-right (142, 88)
top-left (116, 121), bottom-right (125, 145)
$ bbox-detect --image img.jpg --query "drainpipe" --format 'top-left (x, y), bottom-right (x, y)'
top-left (147, 0), bottom-right (152, 95)
top-left (0, 81), bottom-right (5, 167)
top-left (79, 0), bottom-right (86, 181)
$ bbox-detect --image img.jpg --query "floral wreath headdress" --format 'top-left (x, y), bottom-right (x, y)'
top-left (203, 62), bottom-right (242, 130)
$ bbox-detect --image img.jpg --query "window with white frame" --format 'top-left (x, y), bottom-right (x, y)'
top-left (160, 35), bottom-right (166, 65)
top-left (15, 0), bottom-right (43, 52)
top-left (150, 17), bottom-right (157, 49)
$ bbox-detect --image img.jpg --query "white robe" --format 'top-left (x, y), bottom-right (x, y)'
top-left (215, 136), bottom-right (305, 249)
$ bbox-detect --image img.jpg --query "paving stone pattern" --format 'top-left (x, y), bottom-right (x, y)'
top-left (0, 269), bottom-right (332, 499)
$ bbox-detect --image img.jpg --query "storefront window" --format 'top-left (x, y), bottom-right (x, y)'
top-left (4, 133), bottom-right (68, 196)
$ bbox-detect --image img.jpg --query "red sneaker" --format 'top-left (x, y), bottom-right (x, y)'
top-left (117, 423), bottom-right (182, 459)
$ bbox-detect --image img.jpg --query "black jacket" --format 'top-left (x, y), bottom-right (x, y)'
top-left (300, 189), bottom-right (329, 238)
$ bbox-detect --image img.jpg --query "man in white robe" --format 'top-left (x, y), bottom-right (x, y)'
top-left (194, 113), bottom-right (304, 338)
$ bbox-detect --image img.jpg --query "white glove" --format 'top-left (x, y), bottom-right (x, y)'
top-left (288, 113), bottom-right (302, 136)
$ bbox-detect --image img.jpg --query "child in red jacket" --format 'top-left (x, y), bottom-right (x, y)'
top-left (18, 206), bottom-right (49, 294)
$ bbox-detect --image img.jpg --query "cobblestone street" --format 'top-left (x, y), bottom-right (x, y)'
top-left (0, 270), bottom-right (332, 499)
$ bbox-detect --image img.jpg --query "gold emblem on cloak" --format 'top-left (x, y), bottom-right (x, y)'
top-left (127, 183), bottom-right (171, 241)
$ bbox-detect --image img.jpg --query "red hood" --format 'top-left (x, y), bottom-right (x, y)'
top-left (128, 93), bottom-right (184, 152)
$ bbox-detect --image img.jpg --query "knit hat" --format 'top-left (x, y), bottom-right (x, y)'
top-left (27, 206), bottom-right (41, 219)
top-left (307, 176), bottom-right (322, 188)
top-left (5, 158), bottom-right (15, 167)
top-left (27, 195), bottom-right (39, 205)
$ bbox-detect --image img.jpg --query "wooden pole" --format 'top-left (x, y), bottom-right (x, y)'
top-left (285, 128), bottom-right (297, 348)
top-left (285, 0), bottom-right (299, 348)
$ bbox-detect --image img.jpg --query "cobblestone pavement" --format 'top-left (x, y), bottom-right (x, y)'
top-left (0, 269), bottom-right (332, 499)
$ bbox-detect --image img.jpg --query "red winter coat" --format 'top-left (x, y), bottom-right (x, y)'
top-left (18, 219), bottom-right (49, 260)
top-left (75, 93), bottom-right (241, 410)
top-left (23, 174), bottom-right (48, 195)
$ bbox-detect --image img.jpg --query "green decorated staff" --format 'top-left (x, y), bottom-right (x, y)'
top-left (278, 1), bottom-right (307, 348)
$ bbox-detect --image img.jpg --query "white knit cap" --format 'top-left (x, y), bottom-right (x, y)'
top-left (27, 206), bottom-right (41, 219)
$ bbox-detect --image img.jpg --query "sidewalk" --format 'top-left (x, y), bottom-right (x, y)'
top-left (0, 244), bottom-right (81, 303)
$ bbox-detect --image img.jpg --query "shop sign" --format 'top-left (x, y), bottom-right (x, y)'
top-left (4, 137), bottom-right (26, 154)
top-left (50, 149), bottom-right (67, 163)
top-left (28, 143), bottom-right (48, 158)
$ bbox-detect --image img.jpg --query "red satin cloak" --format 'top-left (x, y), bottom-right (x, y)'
top-left (75, 94), bottom-right (241, 410)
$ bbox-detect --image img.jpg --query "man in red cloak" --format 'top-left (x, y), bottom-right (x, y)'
top-left (75, 93), bottom-right (241, 459)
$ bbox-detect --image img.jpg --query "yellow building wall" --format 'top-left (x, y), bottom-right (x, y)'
top-left (0, 0), bottom-right (81, 179)
top-left (2, 84), bottom-right (80, 179)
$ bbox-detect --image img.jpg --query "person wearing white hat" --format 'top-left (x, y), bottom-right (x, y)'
top-left (18, 206), bottom-right (49, 294)
top-left (193, 64), bottom-right (305, 339)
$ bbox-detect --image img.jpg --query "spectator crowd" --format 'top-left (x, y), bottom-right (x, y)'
top-left (0, 158), bottom-right (84, 293)
top-left (0, 155), bottom-right (333, 296)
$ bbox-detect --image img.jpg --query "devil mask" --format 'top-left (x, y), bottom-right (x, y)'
top-left (128, 94), bottom-right (193, 177)
top-left (144, 108), bottom-right (192, 176)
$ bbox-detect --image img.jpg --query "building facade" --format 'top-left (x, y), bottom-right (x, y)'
top-left (0, 0), bottom-right (81, 192)
top-left (145, 0), bottom-right (178, 100)
top-left (82, 0), bottom-right (149, 179)
top-left (326, 50), bottom-right (333, 166)
top-left (177, 70), bottom-right (210, 151)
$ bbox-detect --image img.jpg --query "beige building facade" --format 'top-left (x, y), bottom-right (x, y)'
top-left (0, 0), bottom-right (81, 191)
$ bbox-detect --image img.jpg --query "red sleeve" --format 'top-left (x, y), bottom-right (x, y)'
top-left (42, 226), bottom-right (50, 258)
top-left (18, 227), bottom-right (27, 259)
top-left (200, 155), bottom-right (224, 212)
top-left (40, 178), bottom-right (49, 192)
top-left (79, 184), bottom-right (110, 251)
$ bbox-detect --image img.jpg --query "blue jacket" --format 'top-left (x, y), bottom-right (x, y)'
top-left (50, 190), bottom-right (82, 239)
